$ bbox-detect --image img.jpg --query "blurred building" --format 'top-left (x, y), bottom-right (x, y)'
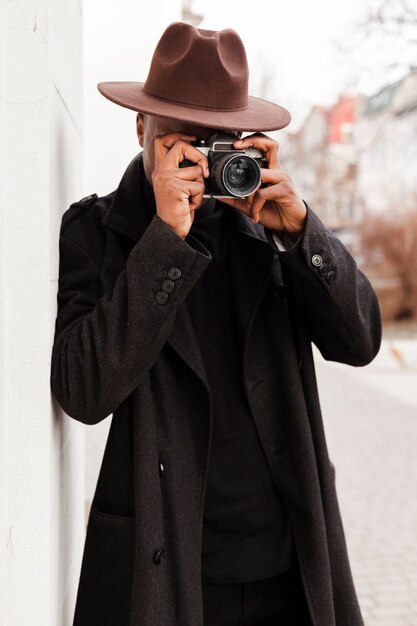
top-left (283, 96), bottom-right (359, 249)
top-left (281, 70), bottom-right (417, 319)
top-left (282, 68), bottom-right (417, 250)
top-left (355, 68), bottom-right (417, 216)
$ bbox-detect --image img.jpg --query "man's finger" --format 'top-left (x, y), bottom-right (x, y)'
top-left (179, 180), bottom-right (206, 201)
top-left (173, 164), bottom-right (205, 182)
top-left (219, 188), bottom-right (257, 216)
top-left (234, 134), bottom-right (281, 170)
top-left (184, 180), bottom-right (206, 211)
top-left (154, 133), bottom-right (197, 168)
top-left (163, 140), bottom-right (209, 177)
top-left (259, 168), bottom-right (290, 185)
top-left (219, 196), bottom-right (251, 216)
top-left (172, 179), bottom-right (206, 214)
top-left (249, 190), bottom-right (268, 223)
top-left (250, 184), bottom-right (287, 223)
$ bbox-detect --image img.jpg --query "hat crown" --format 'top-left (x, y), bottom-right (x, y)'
top-left (143, 22), bottom-right (249, 111)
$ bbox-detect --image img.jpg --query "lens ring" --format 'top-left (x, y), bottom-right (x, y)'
top-left (221, 154), bottom-right (261, 197)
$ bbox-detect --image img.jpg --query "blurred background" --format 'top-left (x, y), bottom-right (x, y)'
top-left (1, 0), bottom-right (416, 624)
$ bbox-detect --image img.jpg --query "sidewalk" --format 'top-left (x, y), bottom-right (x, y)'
top-left (314, 339), bottom-right (417, 625)
top-left (314, 338), bottom-right (417, 408)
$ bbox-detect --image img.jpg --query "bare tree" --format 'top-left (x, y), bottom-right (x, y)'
top-left (362, 0), bottom-right (417, 37)
top-left (332, 0), bottom-right (417, 95)
top-left (357, 204), bottom-right (417, 321)
top-left (182, 0), bottom-right (203, 27)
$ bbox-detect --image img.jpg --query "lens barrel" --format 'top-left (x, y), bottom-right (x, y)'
top-left (211, 153), bottom-right (261, 197)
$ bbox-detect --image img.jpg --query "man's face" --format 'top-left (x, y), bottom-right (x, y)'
top-left (136, 113), bottom-right (241, 183)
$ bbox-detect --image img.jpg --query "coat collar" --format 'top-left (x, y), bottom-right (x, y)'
top-left (102, 152), bottom-right (286, 391)
top-left (102, 152), bottom-right (157, 243)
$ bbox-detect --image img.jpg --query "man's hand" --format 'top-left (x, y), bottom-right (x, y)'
top-left (220, 133), bottom-right (307, 241)
top-left (151, 133), bottom-right (210, 240)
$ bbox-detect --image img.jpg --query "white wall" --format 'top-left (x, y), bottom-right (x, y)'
top-left (0, 0), bottom-right (84, 625)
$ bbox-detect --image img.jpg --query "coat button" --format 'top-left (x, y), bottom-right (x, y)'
top-left (319, 262), bottom-right (329, 276)
top-left (311, 254), bottom-right (323, 267)
top-left (326, 270), bottom-right (336, 283)
top-left (153, 548), bottom-right (165, 565)
top-left (161, 279), bottom-right (175, 293)
top-left (159, 461), bottom-right (164, 477)
top-left (155, 291), bottom-right (169, 305)
top-left (168, 267), bottom-right (182, 280)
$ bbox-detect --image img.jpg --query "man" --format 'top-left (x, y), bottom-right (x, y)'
top-left (50, 21), bottom-right (382, 626)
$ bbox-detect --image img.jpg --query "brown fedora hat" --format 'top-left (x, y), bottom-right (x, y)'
top-left (97, 22), bottom-right (291, 132)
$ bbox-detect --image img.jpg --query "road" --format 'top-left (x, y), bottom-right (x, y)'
top-left (314, 339), bottom-right (417, 626)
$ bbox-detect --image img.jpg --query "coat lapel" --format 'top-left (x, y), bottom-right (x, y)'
top-left (101, 153), bottom-right (286, 390)
top-left (226, 207), bottom-right (282, 355)
top-left (164, 210), bottom-right (282, 392)
top-left (165, 301), bottom-right (209, 387)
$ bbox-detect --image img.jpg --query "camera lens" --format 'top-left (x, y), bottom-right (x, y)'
top-left (211, 153), bottom-right (261, 197)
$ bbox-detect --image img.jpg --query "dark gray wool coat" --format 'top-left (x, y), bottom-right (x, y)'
top-left (50, 151), bottom-right (382, 626)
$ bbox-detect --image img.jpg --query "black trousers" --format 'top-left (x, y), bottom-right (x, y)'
top-left (202, 561), bottom-right (312, 626)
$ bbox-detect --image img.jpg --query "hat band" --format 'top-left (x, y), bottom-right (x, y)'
top-left (142, 86), bottom-right (248, 113)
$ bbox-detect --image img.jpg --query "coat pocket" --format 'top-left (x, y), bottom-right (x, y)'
top-left (72, 504), bottom-right (135, 626)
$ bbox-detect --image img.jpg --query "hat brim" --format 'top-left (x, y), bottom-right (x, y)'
top-left (97, 82), bottom-right (291, 132)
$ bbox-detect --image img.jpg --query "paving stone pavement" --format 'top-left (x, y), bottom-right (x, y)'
top-left (314, 339), bottom-right (417, 625)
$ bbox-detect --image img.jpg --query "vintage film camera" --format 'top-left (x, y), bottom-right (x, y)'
top-left (180, 133), bottom-right (267, 199)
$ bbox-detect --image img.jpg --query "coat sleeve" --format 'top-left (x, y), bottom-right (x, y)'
top-left (50, 211), bottom-right (212, 425)
top-left (264, 201), bottom-right (382, 366)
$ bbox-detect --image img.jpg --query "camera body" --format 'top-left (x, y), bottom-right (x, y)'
top-left (180, 133), bottom-right (267, 199)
